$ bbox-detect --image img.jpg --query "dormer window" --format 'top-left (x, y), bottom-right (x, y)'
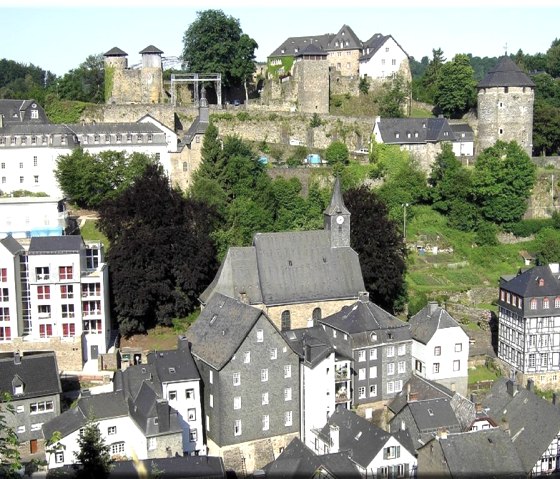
top-left (539, 278), bottom-right (545, 286)
top-left (169, 367), bottom-right (175, 374)
top-left (294, 48), bottom-right (298, 53)
top-left (13, 384), bottom-right (23, 395)
top-left (395, 133), bottom-right (400, 139)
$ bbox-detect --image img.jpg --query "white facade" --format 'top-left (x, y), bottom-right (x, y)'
top-left (161, 376), bottom-right (203, 454)
top-left (301, 352), bottom-right (335, 449)
top-left (359, 37), bottom-right (409, 80)
top-left (451, 137), bottom-right (474, 157)
top-left (361, 435), bottom-right (417, 478)
top-left (0, 237), bottom-right (22, 343)
top-left (0, 197), bottom-right (66, 238)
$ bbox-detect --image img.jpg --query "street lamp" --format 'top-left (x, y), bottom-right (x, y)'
top-left (402, 203), bottom-right (409, 242)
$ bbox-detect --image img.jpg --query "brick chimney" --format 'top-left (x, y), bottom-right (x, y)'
top-left (13, 351), bottom-right (21, 365)
top-left (428, 301), bottom-right (439, 315)
top-left (156, 399), bottom-right (170, 432)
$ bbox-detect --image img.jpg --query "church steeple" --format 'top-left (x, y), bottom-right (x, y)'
top-left (323, 177), bottom-right (350, 248)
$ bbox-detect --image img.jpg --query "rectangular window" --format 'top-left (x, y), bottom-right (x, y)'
top-left (234, 420), bottom-right (242, 436)
top-left (16, 405), bottom-right (24, 413)
top-left (358, 368), bottom-right (366, 380)
top-left (0, 325), bottom-right (11, 341)
top-left (369, 384), bottom-right (377, 397)
top-left (108, 426), bottom-right (116, 435)
top-left (387, 363), bottom-right (395, 375)
top-left (384, 445), bottom-right (400, 459)
top-left (233, 372), bottom-right (241, 386)
top-left (34, 175), bottom-right (39, 184)
top-left (386, 346), bottom-right (395, 357)
top-left (55, 451), bottom-right (64, 463)
top-left (234, 397), bottom-right (241, 410)
top-left (455, 343), bottom-right (462, 352)
top-left (17, 426), bottom-right (25, 434)
top-left (0, 307), bottom-right (9, 321)
top-left (433, 363), bottom-right (440, 374)
top-left (0, 268), bottom-right (6, 283)
top-left (35, 267), bottom-right (49, 281)
top-left (256, 329), bottom-right (264, 342)
top-left (209, 394), bottom-right (213, 408)
top-left (188, 408), bottom-right (196, 421)
top-left (61, 284), bottom-right (74, 299)
top-left (358, 386), bottom-right (366, 399)
top-left (262, 392), bottom-right (269, 405)
top-left (369, 366), bottom-right (377, 378)
top-left (398, 361), bottom-right (406, 374)
top-left (270, 348), bottom-right (277, 360)
top-left (190, 428), bottom-right (197, 442)
top-left (284, 365), bottom-right (291, 378)
top-left (32, 423), bottom-right (44, 432)
top-left (244, 351), bottom-right (250, 363)
top-left (62, 323), bottom-right (75, 337)
top-left (61, 304), bottom-right (75, 319)
top-left (453, 360), bottom-right (460, 371)
top-left (369, 348), bottom-right (377, 360)
top-left (284, 387), bottom-right (292, 401)
top-left (30, 400), bottom-right (54, 414)
top-left (398, 344), bottom-right (406, 356)
top-left (0, 288), bottom-right (8, 302)
top-left (126, 134), bottom-right (132, 142)
top-left (395, 379), bottom-right (403, 392)
top-left (434, 346), bottom-right (441, 356)
top-left (358, 350), bottom-right (366, 362)
top-left (261, 368), bottom-right (268, 382)
top-left (209, 370), bottom-right (213, 384)
top-left (262, 415), bottom-right (269, 431)
top-left (111, 441), bottom-right (126, 454)
top-left (186, 389), bottom-right (195, 399)
top-left (19, 176), bottom-right (24, 184)
top-left (37, 285), bottom-right (50, 299)
top-left (387, 381), bottom-right (394, 394)
top-left (206, 415), bottom-right (209, 432)
top-left (38, 304), bottom-right (51, 318)
top-left (169, 390), bottom-right (177, 401)
top-left (284, 411), bottom-right (292, 427)
top-left (59, 266), bottom-right (73, 280)
top-left (392, 59), bottom-right (397, 65)
top-left (33, 156), bottom-right (38, 166)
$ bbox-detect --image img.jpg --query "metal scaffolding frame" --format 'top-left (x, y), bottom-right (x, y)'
top-left (170, 73), bottom-right (222, 107)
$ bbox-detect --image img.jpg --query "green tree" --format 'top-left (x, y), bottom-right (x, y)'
top-left (377, 73), bottom-right (409, 118)
top-left (534, 228), bottom-right (560, 264)
top-left (434, 54), bottom-right (477, 118)
top-left (0, 393), bottom-right (21, 479)
top-left (74, 418), bottom-right (112, 479)
top-left (98, 164), bottom-right (219, 336)
top-left (344, 186), bottom-right (407, 313)
top-left (417, 48), bottom-right (446, 103)
top-left (55, 54), bottom-right (105, 103)
top-left (475, 221), bottom-right (499, 246)
top-left (56, 149), bottom-right (155, 209)
top-left (182, 10), bottom-right (258, 91)
top-left (359, 76), bottom-right (370, 95)
top-left (325, 141), bottom-right (349, 166)
top-left (546, 38), bottom-right (560, 78)
top-left (471, 140), bottom-right (537, 225)
top-left (231, 33), bottom-right (258, 103)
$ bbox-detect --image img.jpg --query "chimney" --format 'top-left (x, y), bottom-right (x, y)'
top-left (406, 383), bottom-right (411, 402)
top-left (156, 399), bottom-right (170, 432)
top-left (437, 428), bottom-right (448, 440)
top-left (177, 335), bottom-right (189, 350)
top-left (506, 379), bottom-right (517, 397)
top-left (358, 291), bottom-right (369, 303)
top-left (13, 351), bottom-right (21, 365)
top-left (550, 263), bottom-right (560, 274)
top-left (304, 343), bottom-right (312, 362)
top-left (527, 378), bottom-right (535, 392)
top-left (428, 301), bottom-right (439, 315)
top-left (329, 424), bottom-right (339, 453)
top-left (0, 114), bottom-right (3, 128)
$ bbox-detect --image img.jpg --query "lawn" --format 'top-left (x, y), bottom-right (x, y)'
top-left (80, 220), bottom-right (109, 250)
top-left (468, 364), bottom-right (501, 384)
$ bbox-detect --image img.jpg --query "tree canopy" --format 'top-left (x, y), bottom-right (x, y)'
top-left (0, 393), bottom-right (21, 479)
top-left (74, 418), bottom-right (112, 479)
top-left (55, 54), bottom-right (105, 104)
top-left (98, 164), bottom-right (219, 336)
top-left (344, 186), bottom-right (407, 313)
top-left (434, 54), bottom-right (477, 118)
top-left (182, 10), bottom-right (258, 90)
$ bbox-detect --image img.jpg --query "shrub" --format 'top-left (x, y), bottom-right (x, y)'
top-left (310, 113), bottom-right (322, 128)
top-left (236, 111), bottom-right (250, 121)
top-left (475, 221), bottom-right (499, 246)
top-left (504, 218), bottom-right (553, 237)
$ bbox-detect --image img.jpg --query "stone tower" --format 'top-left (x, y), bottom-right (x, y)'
top-left (103, 47), bottom-right (128, 104)
top-left (324, 177), bottom-right (350, 248)
top-left (477, 56), bottom-right (535, 156)
top-left (293, 44), bottom-right (329, 114)
top-left (139, 45), bottom-right (164, 104)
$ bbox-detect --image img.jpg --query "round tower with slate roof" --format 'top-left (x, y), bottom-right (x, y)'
top-left (140, 45), bottom-right (164, 104)
top-left (476, 56), bottom-right (535, 156)
top-left (103, 47), bottom-right (128, 104)
top-left (324, 177), bottom-right (350, 248)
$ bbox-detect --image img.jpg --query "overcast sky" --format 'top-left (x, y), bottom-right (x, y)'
top-left (1, 0), bottom-right (558, 76)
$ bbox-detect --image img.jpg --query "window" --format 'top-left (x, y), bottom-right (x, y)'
top-left (433, 363), bottom-right (440, 374)
top-left (59, 266), bottom-right (73, 280)
top-left (189, 428), bottom-right (197, 442)
top-left (34, 175), bottom-right (39, 184)
top-left (270, 348), bottom-right (277, 360)
top-left (61, 304), bottom-right (75, 319)
top-left (61, 323), bottom-right (75, 337)
top-left (382, 59), bottom-right (386, 65)
top-left (415, 360), bottom-right (423, 373)
top-left (542, 353), bottom-right (549, 367)
top-left (395, 380), bottom-right (403, 392)
top-left (0, 288), bottom-right (8, 302)
top-left (261, 368), bottom-right (269, 382)
top-left (369, 348), bottom-right (377, 360)
top-left (33, 156), bottom-right (38, 166)
top-left (38, 304), bottom-right (51, 318)
top-left (284, 411), bottom-right (293, 426)
top-left (398, 344), bottom-right (406, 356)
top-left (108, 426), bottom-right (116, 435)
top-left (387, 363), bottom-right (395, 375)
top-left (186, 389), bottom-right (195, 399)
top-left (358, 368), bottom-right (366, 380)
top-left (61, 284), bottom-right (74, 299)
top-left (262, 415), bottom-right (270, 431)
top-left (455, 343), bottom-right (462, 352)
top-left (387, 381), bottom-right (394, 394)
top-left (234, 397), bottom-right (241, 410)
top-left (369, 384), bottom-right (377, 397)
top-left (355, 386), bottom-right (365, 399)
top-left (30, 400), bottom-right (54, 414)
top-left (1, 177), bottom-right (4, 184)
top-left (358, 350), bottom-right (366, 362)
top-left (209, 370), bottom-right (213, 384)
top-left (146, 436), bottom-right (157, 450)
top-left (169, 390), bottom-right (177, 400)
top-left (31, 110), bottom-right (39, 119)
top-left (182, 162), bottom-right (188, 172)
top-left (16, 405), bottom-right (24, 413)
top-left (284, 365), bottom-right (292, 378)
top-left (555, 297), bottom-right (560, 309)
top-left (116, 134), bottom-right (122, 142)
top-left (370, 366), bottom-right (377, 378)
top-left (398, 361), bottom-right (406, 374)
top-left (284, 387), bottom-right (292, 401)
top-left (0, 269), bottom-right (6, 283)
top-left (233, 372), bottom-right (241, 386)
top-left (256, 329), bottom-right (264, 342)
top-left (86, 249), bottom-right (99, 270)
top-left (209, 394), bottom-right (213, 408)
top-left (148, 134), bottom-right (153, 143)
top-left (392, 59), bottom-right (397, 65)
top-left (188, 408), bottom-right (196, 421)
top-left (234, 420), bottom-right (242, 436)
top-left (126, 134), bottom-right (132, 143)
top-left (244, 351), bottom-right (251, 363)
top-left (262, 392), bottom-right (269, 405)
top-left (384, 445), bottom-right (400, 459)
top-left (136, 134), bottom-right (142, 142)
top-left (55, 451), bottom-right (64, 463)
top-left (386, 346), bottom-right (395, 357)
top-left (36, 267), bottom-right (49, 281)
top-left (206, 415), bottom-right (209, 431)
top-left (434, 346), bottom-right (441, 356)
top-left (453, 360), bottom-right (460, 371)
top-left (0, 325), bottom-right (11, 341)
top-left (281, 310), bottom-right (291, 331)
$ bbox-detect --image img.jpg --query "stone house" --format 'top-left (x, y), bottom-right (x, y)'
top-left (185, 293), bottom-right (301, 474)
top-left (0, 350), bottom-right (62, 456)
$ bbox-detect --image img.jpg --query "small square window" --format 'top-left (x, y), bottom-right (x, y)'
top-left (455, 343), bottom-right (462, 352)
top-left (108, 426), bottom-right (116, 435)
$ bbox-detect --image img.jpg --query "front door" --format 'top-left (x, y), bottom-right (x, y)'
top-left (90, 345), bottom-right (98, 360)
top-left (30, 439), bottom-right (37, 454)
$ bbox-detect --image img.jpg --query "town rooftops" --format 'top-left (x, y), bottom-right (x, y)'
top-left (389, 374), bottom-right (455, 415)
top-left (28, 235), bottom-right (84, 254)
top-left (110, 455), bottom-right (227, 479)
top-left (375, 117), bottom-right (456, 145)
top-left (296, 44), bottom-right (328, 58)
top-left (407, 397), bottom-right (462, 433)
top-left (477, 56), bottom-right (535, 89)
top-left (269, 34), bottom-right (332, 57)
top-left (408, 302), bottom-right (463, 345)
top-left (0, 235), bottom-right (24, 255)
top-left (500, 263), bottom-right (560, 299)
top-left (282, 325), bottom-right (334, 368)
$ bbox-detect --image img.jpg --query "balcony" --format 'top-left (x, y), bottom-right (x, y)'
top-left (335, 367), bottom-right (350, 381)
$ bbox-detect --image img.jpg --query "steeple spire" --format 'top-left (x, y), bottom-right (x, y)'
top-left (323, 177), bottom-right (350, 248)
top-left (324, 177), bottom-right (350, 216)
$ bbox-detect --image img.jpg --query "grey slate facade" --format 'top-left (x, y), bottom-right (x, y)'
top-left (0, 99), bottom-right (50, 127)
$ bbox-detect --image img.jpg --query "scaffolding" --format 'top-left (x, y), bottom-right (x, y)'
top-left (170, 73), bottom-right (222, 107)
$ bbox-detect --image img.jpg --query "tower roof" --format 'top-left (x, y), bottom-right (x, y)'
top-left (104, 47), bottom-right (127, 57)
top-left (477, 56), bottom-right (535, 88)
top-left (324, 177), bottom-right (350, 216)
top-left (139, 45), bottom-right (164, 55)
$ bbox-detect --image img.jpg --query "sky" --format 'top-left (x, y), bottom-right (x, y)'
top-left (0, 1), bottom-right (559, 77)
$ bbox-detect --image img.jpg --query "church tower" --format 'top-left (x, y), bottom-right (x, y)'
top-left (477, 56), bottom-right (535, 156)
top-left (324, 177), bottom-right (351, 248)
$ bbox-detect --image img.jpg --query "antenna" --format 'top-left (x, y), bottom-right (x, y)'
top-left (503, 42), bottom-right (508, 56)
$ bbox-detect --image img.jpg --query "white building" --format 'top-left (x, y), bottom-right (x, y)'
top-left (409, 302), bottom-right (470, 396)
top-left (0, 196), bottom-right (67, 238)
top-left (359, 34), bottom-right (411, 81)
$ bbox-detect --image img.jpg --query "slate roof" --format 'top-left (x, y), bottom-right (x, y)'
top-left (262, 437), bottom-right (361, 479)
top-left (359, 34), bottom-right (390, 61)
top-left (110, 455), bottom-right (226, 479)
top-left (147, 347), bottom-right (200, 384)
top-left (0, 351), bottom-right (61, 400)
top-left (269, 34), bottom-right (334, 57)
top-left (477, 56), bottom-right (535, 88)
top-left (0, 99), bottom-right (50, 126)
top-left (320, 298), bottom-right (411, 348)
top-left (376, 118), bottom-right (456, 145)
top-left (482, 378), bottom-right (560, 473)
top-left (449, 123), bottom-right (475, 142)
top-left (296, 44), bottom-right (328, 57)
top-left (140, 45), bottom-right (164, 55)
top-left (185, 293), bottom-right (264, 370)
top-left (0, 235), bottom-right (24, 255)
top-left (180, 116), bottom-right (209, 147)
top-left (409, 303), bottom-right (463, 345)
top-left (500, 264), bottom-right (560, 298)
top-left (388, 374), bottom-right (455, 415)
top-left (326, 24), bottom-right (362, 51)
top-left (104, 47), bottom-right (127, 56)
top-left (407, 398), bottom-right (462, 433)
top-left (316, 406), bottom-right (415, 468)
top-left (324, 177), bottom-right (350, 216)
top-left (28, 235), bottom-right (84, 254)
top-left (0, 122), bottom-right (165, 138)
top-left (426, 429), bottom-right (526, 479)
top-left (282, 325), bottom-right (334, 368)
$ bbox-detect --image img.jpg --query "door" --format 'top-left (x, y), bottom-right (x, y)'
top-left (30, 439), bottom-right (37, 454)
top-left (90, 345), bottom-right (98, 360)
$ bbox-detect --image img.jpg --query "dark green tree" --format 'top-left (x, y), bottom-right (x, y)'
top-left (56, 149), bottom-right (155, 209)
top-left (74, 418), bottom-right (112, 479)
top-left (417, 48), bottom-right (446, 103)
top-left (534, 228), bottom-right (560, 264)
top-left (0, 393), bottom-right (21, 479)
top-left (55, 54), bottom-right (105, 103)
top-left (377, 73), bottom-right (409, 118)
top-left (359, 76), bottom-right (370, 95)
top-left (546, 38), bottom-right (560, 78)
top-left (98, 164), bottom-right (219, 336)
top-left (182, 10), bottom-right (258, 91)
top-left (344, 186), bottom-right (407, 313)
top-left (434, 54), bottom-right (477, 118)
top-left (325, 141), bottom-right (349, 166)
top-left (471, 140), bottom-right (537, 225)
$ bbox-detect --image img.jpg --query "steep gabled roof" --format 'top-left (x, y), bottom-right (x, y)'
top-left (282, 325), bottom-right (334, 368)
top-left (376, 118), bottom-right (456, 145)
top-left (359, 33), bottom-right (390, 61)
top-left (185, 293), bottom-right (264, 370)
top-left (0, 235), bottom-right (24, 255)
top-left (407, 398), bottom-right (461, 433)
top-left (409, 303), bottom-right (464, 345)
top-left (500, 264), bottom-right (560, 298)
top-left (477, 56), bottom-right (535, 88)
top-left (269, 34), bottom-right (333, 57)
top-left (326, 24), bottom-right (362, 51)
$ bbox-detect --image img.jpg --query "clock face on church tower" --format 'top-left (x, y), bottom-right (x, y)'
top-left (336, 215), bottom-right (345, 225)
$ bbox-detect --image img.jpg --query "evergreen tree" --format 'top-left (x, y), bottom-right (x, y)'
top-left (74, 418), bottom-right (112, 479)
top-left (434, 54), bottom-right (477, 118)
top-left (0, 393), bottom-right (21, 479)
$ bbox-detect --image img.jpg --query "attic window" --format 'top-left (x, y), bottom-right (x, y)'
top-left (154, 418), bottom-right (158, 425)
top-left (354, 431), bottom-right (362, 440)
top-left (444, 132), bottom-right (449, 137)
top-left (210, 314), bottom-right (217, 324)
top-left (370, 332), bottom-right (377, 342)
top-left (427, 408), bottom-right (434, 416)
top-left (169, 367), bottom-right (176, 374)
top-left (539, 278), bottom-right (545, 286)
top-left (414, 132), bottom-right (419, 138)
top-left (422, 123), bottom-right (426, 128)
top-left (281, 49), bottom-right (285, 54)
top-left (323, 257), bottom-right (327, 263)
top-left (294, 48), bottom-right (298, 53)
top-left (395, 133), bottom-right (400, 139)
top-left (288, 260), bottom-right (293, 266)
top-left (13, 384), bottom-right (23, 395)
top-left (407, 132), bottom-right (411, 138)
